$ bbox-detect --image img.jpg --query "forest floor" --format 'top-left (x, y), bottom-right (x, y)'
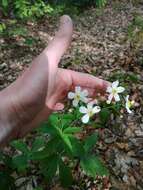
top-left (0, 0), bottom-right (143, 189)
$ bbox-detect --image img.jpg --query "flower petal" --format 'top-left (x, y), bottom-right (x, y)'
top-left (107, 94), bottom-right (113, 104)
top-left (117, 86), bottom-right (125, 93)
top-left (87, 102), bottom-right (93, 110)
top-left (112, 80), bottom-right (119, 88)
top-left (106, 86), bottom-right (112, 93)
top-left (68, 92), bottom-right (75, 99)
top-left (81, 114), bottom-right (89, 124)
top-left (82, 89), bottom-right (88, 97)
top-left (72, 99), bottom-right (79, 107)
top-left (81, 96), bottom-right (88, 103)
top-left (126, 105), bottom-right (132, 114)
top-left (114, 93), bottom-right (120, 102)
top-left (79, 106), bottom-right (88, 114)
top-left (75, 86), bottom-right (81, 93)
top-left (126, 95), bottom-right (129, 101)
top-left (92, 106), bottom-right (101, 113)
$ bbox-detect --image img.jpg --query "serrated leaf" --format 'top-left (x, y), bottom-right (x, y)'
top-left (61, 134), bottom-right (73, 152)
top-left (45, 137), bottom-right (63, 154)
top-left (63, 127), bottom-right (82, 134)
top-left (0, 171), bottom-right (15, 190)
top-left (61, 113), bottom-right (75, 128)
top-left (10, 140), bottom-right (29, 154)
top-left (59, 159), bottom-right (73, 187)
top-left (2, 0), bottom-right (8, 7)
top-left (30, 149), bottom-right (48, 160)
top-left (84, 133), bottom-right (98, 153)
top-left (62, 113), bottom-right (74, 120)
top-left (31, 137), bottom-right (62, 160)
top-left (69, 136), bottom-right (85, 158)
top-left (12, 155), bottom-right (28, 172)
top-left (38, 122), bottom-right (59, 136)
top-left (80, 155), bottom-right (109, 177)
top-left (31, 137), bottom-right (45, 152)
top-left (41, 154), bottom-right (58, 182)
top-left (100, 108), bottom-right (110, 123)
top-left (49, 113), bottom-right (60, 127)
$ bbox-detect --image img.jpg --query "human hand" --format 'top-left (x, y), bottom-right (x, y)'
top-left (0, 15), bottom-right (109, 144)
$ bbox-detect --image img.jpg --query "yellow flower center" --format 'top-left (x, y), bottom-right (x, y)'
top-left (88, 110), bottom-right (93, 117)
top-left (75, 94), bottom-right (80, 100)
top-left (112, 89), bottom-right (117, 95)
top-left (127, 100), bottom-right (134, 108)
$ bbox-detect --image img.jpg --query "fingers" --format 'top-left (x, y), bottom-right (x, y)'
top-left (44, 15), bottom-right (73, 66)
top-left (68, 70), bottom-right (110, 93)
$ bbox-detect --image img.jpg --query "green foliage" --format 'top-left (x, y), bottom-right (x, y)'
top-left (0, 171), bottom-right (15, 190)
top-left (59, 158), bottom-right (73, 187)
top-left (108, 71), bottom-right (139, 83)
top-left (0, 23), bottom-right (6, 33)
top-left (96, 0), bottom-right (107, 7)
top-left (0, 109), bottom-right (109, 188)
top-left (0, 0), bottom-right (107, 20)
top-left (81, 155), bottom-right (109, 177)
top-left (0, 0), bottom-right (54, 19)
top-left (51, 0), bottom-right (107, 8)
top-left (99, 107), bottom-right (111, 124)
top-left (83, 133), bottom-right (98, 153)
top-left (128, 14), bottom-right (143, 50)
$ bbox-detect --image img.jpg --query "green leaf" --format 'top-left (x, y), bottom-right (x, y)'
top-left (38, 122), bottom-right (59, 136)
top-left (127, 73), bottom-right (139, 83)
top-left (61, 113), bottom-right (75, 128)
top-left (80, 155), bottom-right (109, 178)
top-left (100, 108), bottom-right (110, 123)
top-left (61, 134), bottom-right (73, 153)
top-left (31, 137), bottom-right (62, 160)
top-left (41, 155), bottom-right (58, 182)
top-left (59, 159), bottom-right (73, 187)
top-left (12, 155), bottom-right (28, 172)
top-left (30, 149), bottom-right (48, 160)
top-left (84, 133), bottom-right (98, 153)
top-left (31, 137), bottom-right (45, 152)
top-left (49, 113), bottom-right (60, 127)
top-left (69, 136), bottom-right (85, 158)
top-left (63, 127), bottom-right (82, 134)
top-left (0, 171), bottom-right (15, 190)
top-left (96, 0), bottom-right (107, 7)
top-left (10, 140), bottom-right (29, 154)
top-left (24, 37), bottom-right (37, 46)
top-left (45, 137), bottom-right (63, 154)
top-left (8, 27), bottom-right (28, 37)
top-left (2, 0), bottom-right (8, 8)
top-left (62, 113), bottom-right (74, 119)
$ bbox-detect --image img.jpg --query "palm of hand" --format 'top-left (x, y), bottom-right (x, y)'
top-left (46, 68), bottom-right (72, 111)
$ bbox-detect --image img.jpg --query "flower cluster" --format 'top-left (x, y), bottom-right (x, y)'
top-left (106, 80), bottom-right (135, 114)
top-left (68, 81), bottom-right (135, 124)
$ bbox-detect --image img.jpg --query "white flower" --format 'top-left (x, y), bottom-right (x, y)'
top-left (106, 80), bottom-right (125, 104)
top-left (79, 103), bottom-right (101, 124)
top-left (68, 86), bottom-right (88, 107)
top-left (125, 95), bottom-right (134, 114)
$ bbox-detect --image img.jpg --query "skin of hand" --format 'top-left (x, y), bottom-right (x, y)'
top-left (0, 15), bottom-right (109, 146)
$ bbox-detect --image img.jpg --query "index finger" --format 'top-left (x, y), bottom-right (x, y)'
top-left (44, 15), bottom-right (73, 66)
top-left (69, 70), bottom-right (110, 93)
